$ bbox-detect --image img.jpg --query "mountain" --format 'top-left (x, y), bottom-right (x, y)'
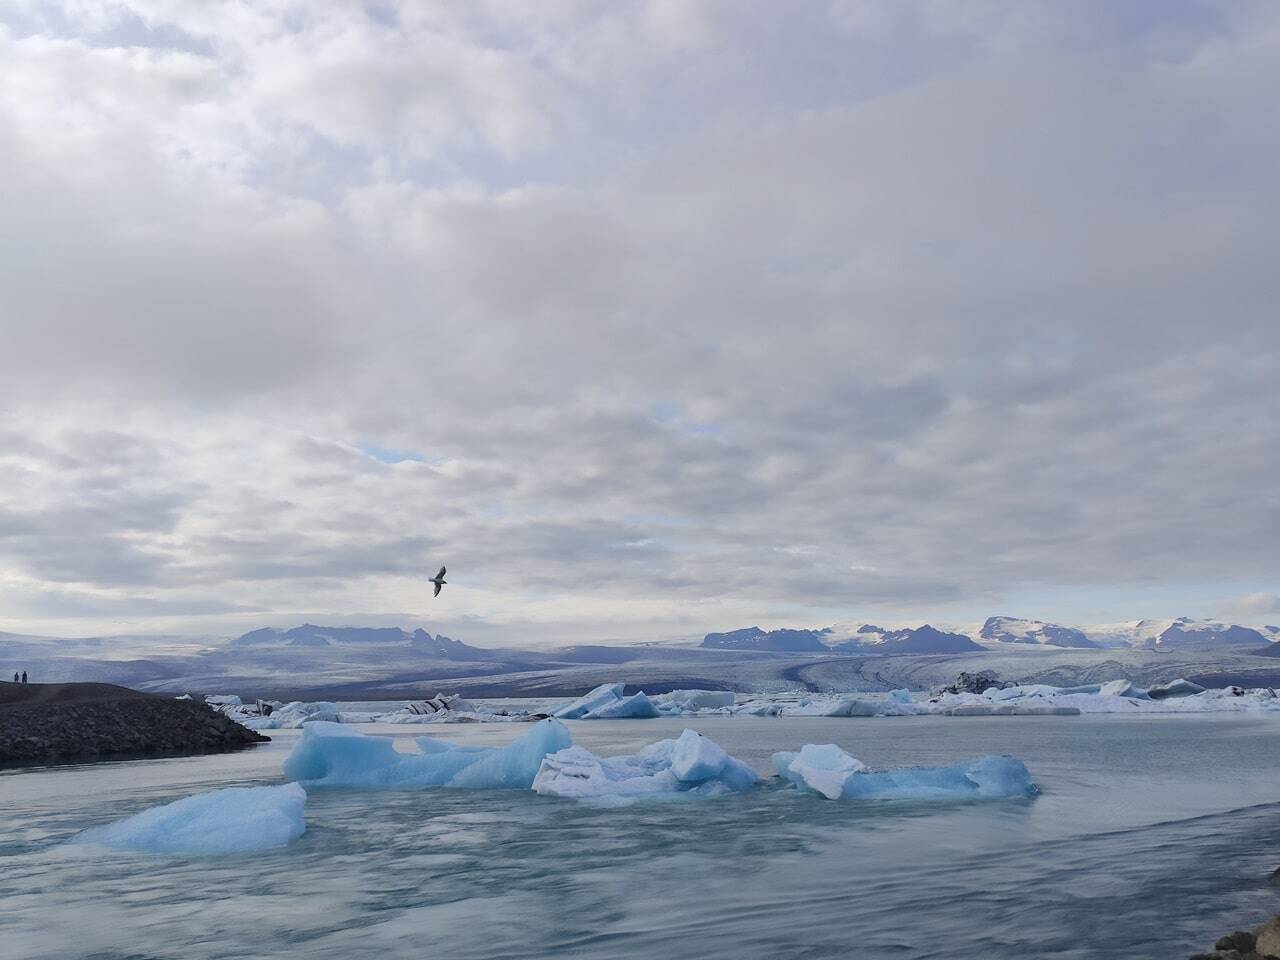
top-left (231, 624), bottom-right (491, 660)
top-left (979, 616), bottom-right (1099, 649)
top-left (700, 627), bottom-right (830, 653)
top-left (1085, 617), bottom-right (1272, 650)
top-left (833, 624), bottom-right (984, 654)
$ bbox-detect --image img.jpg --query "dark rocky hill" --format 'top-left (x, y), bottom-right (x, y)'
top-left (0, 682), bottom-right (268, 768)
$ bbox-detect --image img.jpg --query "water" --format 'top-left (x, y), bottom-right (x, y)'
top-left (3, 715), bottom-right (1280, 959)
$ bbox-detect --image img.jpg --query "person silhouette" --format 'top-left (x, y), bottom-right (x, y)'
top-left (11, 672), bottom-right (16, 683)
top-left (21, 671), bottom-right (27, 684)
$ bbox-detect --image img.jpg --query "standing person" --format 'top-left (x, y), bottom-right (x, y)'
top-left (11, 672), bottom-right (16, 683)
top-left (21, 671), bottom-right (27, 683)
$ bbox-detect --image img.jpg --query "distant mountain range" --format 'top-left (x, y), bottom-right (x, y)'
top-left (978, 616), bottom-right (1098, 649)
top-left (701, 624), bottom-right (982, 654)
top-left (232, 624), bottom-right (490, 660)
top-left (699, 616), bottom-right (1277, 654)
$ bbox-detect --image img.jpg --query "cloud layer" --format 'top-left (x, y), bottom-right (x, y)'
top-left (1, 1), bottom-right (1278, 640)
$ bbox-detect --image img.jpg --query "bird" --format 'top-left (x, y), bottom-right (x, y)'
top-left (429, 565), bottom-right (447, 597)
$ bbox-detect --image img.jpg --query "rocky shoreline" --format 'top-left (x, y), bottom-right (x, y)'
top-left (0, 682), bottom-right (269, 768)
top-left (1191, 916), bottom-right (1280, 959)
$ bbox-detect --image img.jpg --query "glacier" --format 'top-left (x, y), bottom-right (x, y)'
top-left (77, 783), bottom-right (306, 855)
top-left (284, 718), bottom-right (572, 789)
top-left (774, 745), bottom-right (1036, 801)
top-left (533, 729), bottom-right (758, 803)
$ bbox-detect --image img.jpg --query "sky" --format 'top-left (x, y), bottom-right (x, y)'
top-left (1, 0), bottom-right (1278, 645)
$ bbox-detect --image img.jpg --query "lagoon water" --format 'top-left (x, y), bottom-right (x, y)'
top-left (3, 715), bottom-right (1279, 959)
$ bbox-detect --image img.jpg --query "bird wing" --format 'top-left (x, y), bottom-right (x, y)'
top-left (433, 581), bottom-right (442, 597)
top-left (436, 566), bottom-right (446, 580)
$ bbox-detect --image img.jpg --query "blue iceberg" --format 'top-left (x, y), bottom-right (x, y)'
top-left (552, 683), bottom-right (660, 719)
top-left (284, 719), bottom-right (572, 789)
top-left (774, 745), bottom-right (1037, 801)
top-left (77, 783), bottom-right (306, 855)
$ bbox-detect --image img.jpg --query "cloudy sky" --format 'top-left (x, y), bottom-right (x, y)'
top-left (1, 0), bottom-right (1278, 644)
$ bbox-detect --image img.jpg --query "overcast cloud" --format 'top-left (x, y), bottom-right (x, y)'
top-left (1, 0), bottom-right (1278, 642)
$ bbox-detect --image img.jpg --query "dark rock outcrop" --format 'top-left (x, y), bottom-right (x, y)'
top-left (0, 682), bottom-right (268, 768)
top-left (936, 671), bottom-right (1008, 695)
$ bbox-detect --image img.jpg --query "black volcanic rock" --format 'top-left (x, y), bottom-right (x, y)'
top-left (0, 682), bottom-right (268, 768)
top-left (700, 627), bottom-right (830, 653)
top-left (980, 616), bottom-right (1099, 649)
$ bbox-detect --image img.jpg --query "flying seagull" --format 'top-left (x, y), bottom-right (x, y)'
top-left (429, 565), bottom-right (447, 597)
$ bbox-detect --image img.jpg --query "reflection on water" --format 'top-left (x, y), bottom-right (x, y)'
top-left (2, 715), bottom-right (1279, 959)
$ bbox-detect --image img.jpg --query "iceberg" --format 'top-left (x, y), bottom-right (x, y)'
top-left (774, 744), bottom-right (867, 799)
top-left (774, 744), bottom-right (1036, 801)
top-left (533, 729), bottom-right (757, 803)
top-left (284, 719), bottom-right (572, 790)
top-left (552, 683), bottom-right (626, 719)
top-left (582, 691), bottom-right (660, 719)
top-left (551, 683), bottom-right (660, 719)
top-left (653, 689), bottom-right (737, 712)
top-left (779, 696), bottom-right (923, 718)
top-left (1146, 678), bottom-right (1206, 699)
top-left (1098, 679), bottom-right (1148, 699)
top-left (78, 783), bottom-right (306, 855)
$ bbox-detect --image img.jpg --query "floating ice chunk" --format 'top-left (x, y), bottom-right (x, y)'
top-left (448, 719), bottom-right (573, 789)
top-left (772, 744), bottom-right (867, 800)
top-left (670, 728), bottom-right (728, 781)
top-left (653, 689), bottom-right (737, 712)
top-left (781, 697), bottom-right (922, 718)
top-left (1146, 678), bottom-right (1206, 699)
top-left (284, 719), bottom-right (571, 790)
top-left (533, 729), bottom-right (757, 803)
top-left (582, 691), bottom-right (660, 719)
top-left (553, 683), bottom-right (627, 719)
top-left (1098, 679), bottom-right (1148, 699)
top-left (775, 748), bottom-right (1036, 801)
top-left (78, 784), bottom-right (306, 855)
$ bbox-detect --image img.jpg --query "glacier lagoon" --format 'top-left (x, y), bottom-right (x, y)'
top-left (4, 715), bottom-right (1280, 959)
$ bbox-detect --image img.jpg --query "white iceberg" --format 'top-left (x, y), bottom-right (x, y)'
top-left (283, 719), bottom-right (571, 789)
top-left (77, 784), bottom-right (306, 855)
top-left (653, 689), bottom-right (736, 712)
top-left (779, 696), bottom-right (924, 718)
top-left (774, 744), bottom-right (1037, 801)
top-left (775, 744), bottom-right (867, 799)
top-left (533, 729), bottom-right (758, 803)
top-left (1098, 679), bottom-right (1148, 699)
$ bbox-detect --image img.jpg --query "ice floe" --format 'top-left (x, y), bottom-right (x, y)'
top-left (283, 718), bottom-right (571, 789)
top-left (532, 729), bottom-right (757, 803)
top-left (774, 745), bottom-right (1036, 801)
top-left (78, 783), bottom-right (306, 855)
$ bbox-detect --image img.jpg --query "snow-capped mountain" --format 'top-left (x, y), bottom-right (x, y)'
top-left (978, 616), bottom-right (1099, 649)
top-left (699, 623), bottom-right (983, 654)
top-left (232, 624), bottom-right (489, 659)
top-left (1083, 617), bottom-right (1270, 650)
top-left (700, 627), bottom-right (829, 653)
top-left (829, 624), bottom-right (984, 654)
